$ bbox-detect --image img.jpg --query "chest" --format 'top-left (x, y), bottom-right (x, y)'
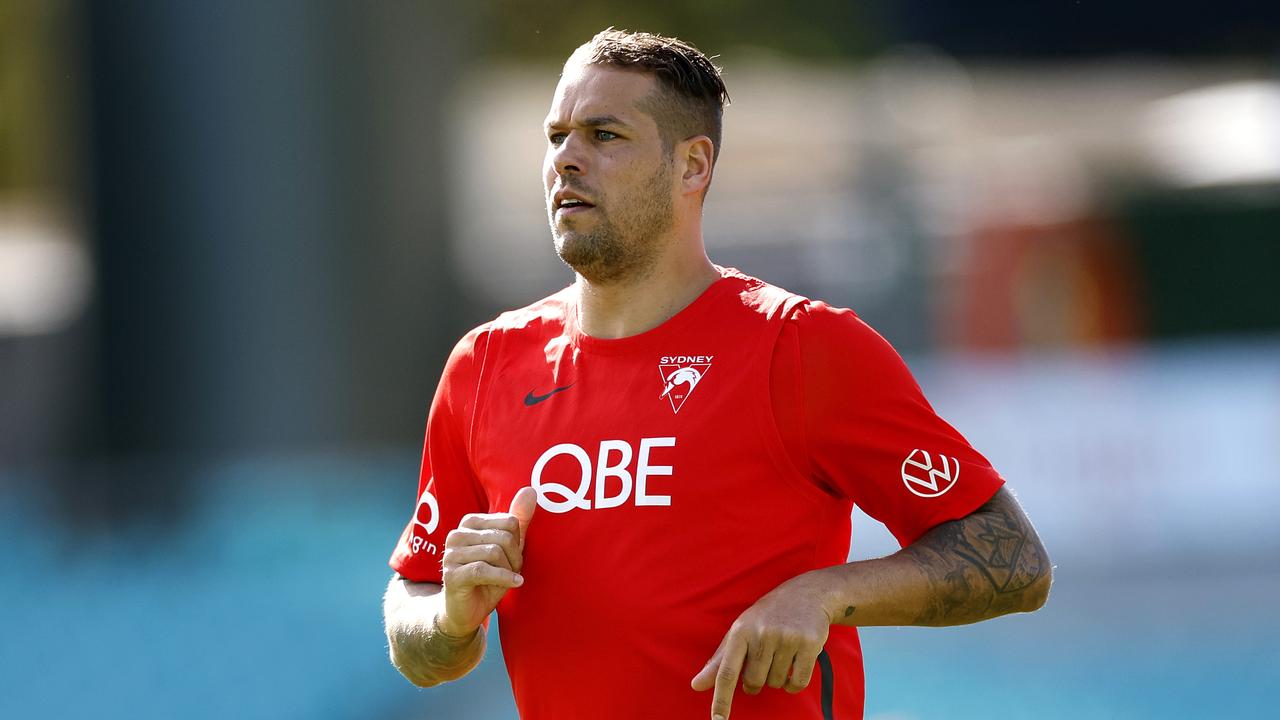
top-left (475, 342), bottom-right (764, 515)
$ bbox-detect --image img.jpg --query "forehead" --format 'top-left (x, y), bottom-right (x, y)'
top-left (544, 63), bottom-right (659, 130)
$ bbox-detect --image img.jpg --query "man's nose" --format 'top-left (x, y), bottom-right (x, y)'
top-left (552, 133), bottom-right (586, 177)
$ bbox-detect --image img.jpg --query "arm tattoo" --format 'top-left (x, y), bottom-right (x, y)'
top-left (903, 489), bottom-right (1050, 626)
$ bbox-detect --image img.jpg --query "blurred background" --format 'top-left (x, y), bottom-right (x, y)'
top-left (2, 1), bottom-right (1278, 718)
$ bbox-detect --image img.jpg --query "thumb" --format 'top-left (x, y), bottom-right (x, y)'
top-left (510, 486), bottom-right (538, 548)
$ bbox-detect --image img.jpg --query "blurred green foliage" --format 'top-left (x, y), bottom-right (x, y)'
top-left (1124, 189), bottom-right (1280, 339)
top-left (0, 0), bottom-right (75, 193)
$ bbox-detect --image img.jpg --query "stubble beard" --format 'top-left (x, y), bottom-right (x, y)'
top-left (551, 163), bottom-right (674, 285)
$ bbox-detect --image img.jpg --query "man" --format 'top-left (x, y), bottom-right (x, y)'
top-left (383, 29), bottom-right (1051, 720)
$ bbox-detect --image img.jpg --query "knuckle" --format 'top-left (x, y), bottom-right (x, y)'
top-left (485, 545), bottom-right (509, 567)
top-left (789, 672), bottom-right (812, 691)
top-left (475, 563), bottom-right (499, 584)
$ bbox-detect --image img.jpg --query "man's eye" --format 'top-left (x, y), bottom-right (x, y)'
top-left (548, 133), bottom-right (566, 146)
top-left (595, 130), bottom-right (617, 141)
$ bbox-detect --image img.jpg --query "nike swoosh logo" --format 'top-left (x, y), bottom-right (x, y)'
top-left (524, 384), bottom-right (575, 406)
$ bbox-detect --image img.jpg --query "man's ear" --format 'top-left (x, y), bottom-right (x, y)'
top-left (678, 135), bottom-right (715, 197)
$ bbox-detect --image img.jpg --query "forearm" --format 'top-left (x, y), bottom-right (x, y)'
top-left (813, 488), bottom-right (1053, 628)
top-left (383, 576), bottom-right (486, 687)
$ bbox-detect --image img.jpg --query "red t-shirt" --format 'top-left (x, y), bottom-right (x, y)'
top-left (389, 268), bottom-right (1003, 719)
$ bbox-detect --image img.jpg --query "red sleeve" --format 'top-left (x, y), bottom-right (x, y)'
top-left (388, 326), bottom-right (492, 583)
top-left (777, 302), bottom-right (1004, 547)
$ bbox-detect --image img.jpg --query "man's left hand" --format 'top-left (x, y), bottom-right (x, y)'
top-left (691, 570), bottom-right (835, 720)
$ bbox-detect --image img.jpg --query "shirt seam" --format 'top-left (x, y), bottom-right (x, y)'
top-left (755, 298), bottom-right (834, 514)
top-left (466, 325), bottom-right (498, 506)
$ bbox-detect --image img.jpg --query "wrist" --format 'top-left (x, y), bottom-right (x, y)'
top-left (433, 610), bottom-right (481, 642)
top-left (794, 566), bottom-right (849, 626)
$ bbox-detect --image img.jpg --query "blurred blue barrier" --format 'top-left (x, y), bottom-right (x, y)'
top-left (3, 339), bottom-right (1278, 718)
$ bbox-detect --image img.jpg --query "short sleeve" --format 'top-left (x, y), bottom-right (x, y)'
top-left (388, 327), bottom-right (492, 583)
top-left (788, 303), bottom-right (1004, 547)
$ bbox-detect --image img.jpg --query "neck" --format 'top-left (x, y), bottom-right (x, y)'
top-left (574, 239), bottom-right (719, 340)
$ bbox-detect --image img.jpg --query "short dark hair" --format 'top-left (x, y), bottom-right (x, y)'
top-left (570, 29), bottom-right (730, 163)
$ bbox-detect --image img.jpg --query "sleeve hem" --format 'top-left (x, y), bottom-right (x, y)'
top-left (893, 475), bottom-right (1006, 548)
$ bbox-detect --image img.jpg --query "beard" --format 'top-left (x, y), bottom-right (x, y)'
top-left (550, 162), bottom-right (674, 285)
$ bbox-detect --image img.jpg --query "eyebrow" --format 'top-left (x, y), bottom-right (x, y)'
top-left (543, 115), bottom-right (634, 132)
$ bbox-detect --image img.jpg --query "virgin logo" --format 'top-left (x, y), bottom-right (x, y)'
top-left (412, 487), bottom-right (440, 535)
top-left (901, 449), bottom-right (960, 498)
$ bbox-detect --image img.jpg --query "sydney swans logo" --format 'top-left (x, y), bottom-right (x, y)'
top-left (658, 355), bottom-right (712, 413)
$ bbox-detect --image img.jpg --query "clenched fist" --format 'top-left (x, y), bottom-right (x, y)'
top-left (437, 486), bottom-right (538, 638)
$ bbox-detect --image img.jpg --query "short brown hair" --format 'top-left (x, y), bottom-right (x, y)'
top-left (569, 29), bottom-right (730, 163)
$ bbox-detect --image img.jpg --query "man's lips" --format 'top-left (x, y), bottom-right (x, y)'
top-left (553, 188), bottom-right (596, 214)
top-left (556, 203), bottom-right (595, 217)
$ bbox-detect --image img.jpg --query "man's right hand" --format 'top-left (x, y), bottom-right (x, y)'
top-left (437, 486), bottom-right (538, 637)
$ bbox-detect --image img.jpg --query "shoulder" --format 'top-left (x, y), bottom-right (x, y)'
top-left (487, 285), bottom-right (576, 335)
top-left (788, 300), bottom-right (889, 349)
top-left (720, 270), bottom-right (886, 348)
top-left (719, 269), bottom-right (899, 368)
top-left (716, 267), bottom-right (811, 322)
top-left (455, 286), bottom-right (575, 353)
top-left (445, 285), bottom-right (575, 377)
top-left (728, 267), bottom-right (890, 352)
top-left (771, 294), bottom-right (913, 385)
top-left (718, 265), bottom-right (898, 359)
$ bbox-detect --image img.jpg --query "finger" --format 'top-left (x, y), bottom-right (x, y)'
top-left (445, 528), bottom-right (515, 550)
top-left (444, 528), bottom-right (521, 571)
top-left (442, 543), bottom-right (513, 572)
top-left (785, 646), bottom-right (821, 693)
top-left (711, 634), bottom-right (748, 720)
top-left (740, 636), bottom-right (776, 695)
top-left (509, 486), bottom-right (538, 550)
top-left (765, 645), bottom-right (797, 689)
top-left (459, 512), bottom-right (521, 536)
top-left (442, 561), bottom-right (523, 591)
top-left (690, 643), bottom-right (724, 691)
